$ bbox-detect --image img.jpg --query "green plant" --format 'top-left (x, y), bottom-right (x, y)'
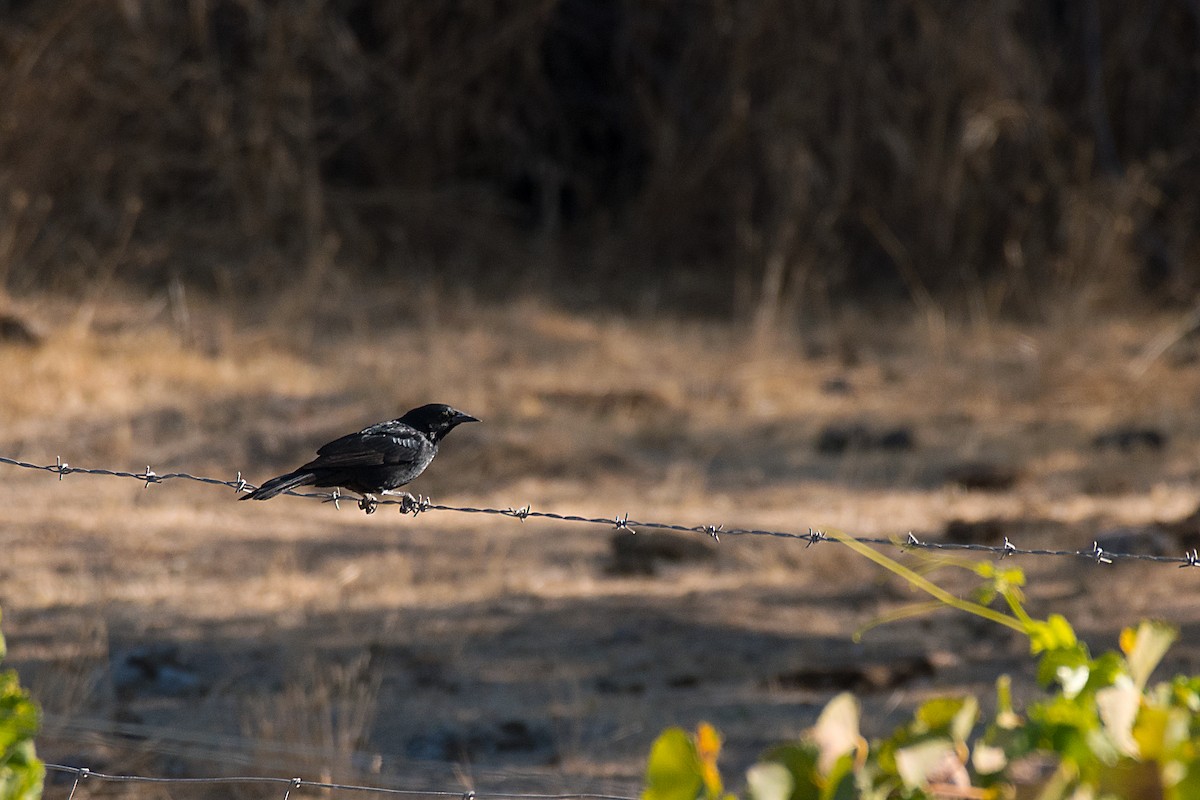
top-left (0, 609), bottom-right (43, 800)
top-left (644, 723), bottom-right (735, 800)
top-left (640, 536), bottom-right (1200, 800)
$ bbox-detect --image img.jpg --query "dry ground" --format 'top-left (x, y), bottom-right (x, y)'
top-left (4, 291), bottom-right (1200, 797)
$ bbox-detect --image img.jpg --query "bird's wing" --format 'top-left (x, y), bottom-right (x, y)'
top-left (304, 423), bottom-right (429, 469)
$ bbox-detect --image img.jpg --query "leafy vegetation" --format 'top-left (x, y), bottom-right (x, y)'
top-left (641, 538), bottom-right (1200, 800)
top-left (0, 610), bottom-right (42, 800)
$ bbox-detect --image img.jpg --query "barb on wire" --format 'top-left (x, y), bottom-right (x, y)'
top-left (2, 454), bottom-right (1197, 568)
top-left (45, 764), bottom-right (638, 800)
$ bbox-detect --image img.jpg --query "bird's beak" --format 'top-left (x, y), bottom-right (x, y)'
top-left (454, 411), bottom-right (480, 424)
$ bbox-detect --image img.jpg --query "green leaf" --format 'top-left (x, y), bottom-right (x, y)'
top-left (760, 744), bottom-right (821, 800)
top-left (1028, 613), bottom-right (1078, 654)
top-left (911, 696), bottom-right (977, 743)
top-left (818, 752), bottom-right (858, 800)
top-left (0, 742), bottom-right (43, 797)
top-left (1086, 652), bottom-right (1126, 692)
top-left (0, 740), bottom-right (44, 800)
top-left (914, 697), bottom-right (966, 732)
top-left (1131, 705), bottom-right (1171, 762)
top-left (1026, 695), bottom-right (1101, 766)
top-left (1036, 644), bottom-right (1090, 690)
top-left (643, 728), bottom-right (702, 800)
top-left (0, 606), bottom-right (43, 800)
top-left (1169, 675), bottom-right (1200, 712)
top-left (1170, 752), bottom-right (1200, 800)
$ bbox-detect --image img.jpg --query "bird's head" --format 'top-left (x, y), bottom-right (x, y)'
top-left (400, 403), bottom-right (480, 442)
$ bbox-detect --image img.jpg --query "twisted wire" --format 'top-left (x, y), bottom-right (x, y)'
top-left (2, 454), bottom-right (1195, 567)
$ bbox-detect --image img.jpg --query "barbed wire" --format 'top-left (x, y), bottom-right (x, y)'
top-left (40, 713), bottom-right (646, 794)
top-left (2, 454), bottom-right (1198, 568)
top-left (47, 763), bottom-right (639, 800)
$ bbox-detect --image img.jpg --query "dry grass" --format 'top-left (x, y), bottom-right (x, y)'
top-left (1, 2), bottom-right (1197, 315)
top-left (4, 293), bottom-right (1200, 794)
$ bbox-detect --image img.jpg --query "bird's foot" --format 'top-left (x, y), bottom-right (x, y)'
top-left (358, 494), bottom-right (379, 515)
top-left (381, 490), bottom-right (423, 515)
top-left (382, 489), bottom-right (415, 503)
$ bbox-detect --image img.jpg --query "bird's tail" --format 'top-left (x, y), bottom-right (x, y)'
top-left (239, 470), bottom-right (317, 501)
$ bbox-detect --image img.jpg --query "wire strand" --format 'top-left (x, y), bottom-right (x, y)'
top-left (45, 764), bottom-right (638, 800)
top-left (2, 454), bottom-right (1197, 567)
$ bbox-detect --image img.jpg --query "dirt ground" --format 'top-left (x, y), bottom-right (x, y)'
top-left (4, 292), bottom-right (1200, 798)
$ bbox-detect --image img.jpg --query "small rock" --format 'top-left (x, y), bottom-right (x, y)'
top-left (878, 428), bottom-right (916, 451)
top-left (820, 377), bottom-right (853, 395)
top-left (0, 311), bottom-right (41, 345)
top-left (111, 644), bottom-right (204, 698)
top-left (766, 655), bottom-right (934, 693)
top-left (943, 518), bottom-right (1007, 544)
top-left (1091, 426), bottom-right (1167, 452)
top-left (406, 720), bottom-right (556, 763)
top-left (816, 424), bottom-right (916, 454)
top-left (595, 676), bottom-right (645, 695)
top-left (944, 461), bottom-right (1020, 492)
top-left (606, 530), bottom-right (717, 576)
top-left (667, 674), bottom-right (700, 689)
top-left (1161, 504), bottom-right (1200, 549)
top-left (1093, 526), bottom-right (1175, 557)
top-left (816, 424), bottom-right (872, 454)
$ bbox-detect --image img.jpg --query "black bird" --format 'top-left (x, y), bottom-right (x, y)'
top-left (240, 403), bottom-right (479, 506)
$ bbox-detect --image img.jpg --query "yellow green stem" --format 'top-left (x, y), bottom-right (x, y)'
top-left (821, 528), bottom-right (1027, 634)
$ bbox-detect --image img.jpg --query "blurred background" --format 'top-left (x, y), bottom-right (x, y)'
top-left (2, 0), bottom-right (1197, 320)
top-left (4, 1), bottom-right (1200, 797)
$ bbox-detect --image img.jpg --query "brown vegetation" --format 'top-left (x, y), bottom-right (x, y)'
top-left (1, 1), bottom-right (1197, 317)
